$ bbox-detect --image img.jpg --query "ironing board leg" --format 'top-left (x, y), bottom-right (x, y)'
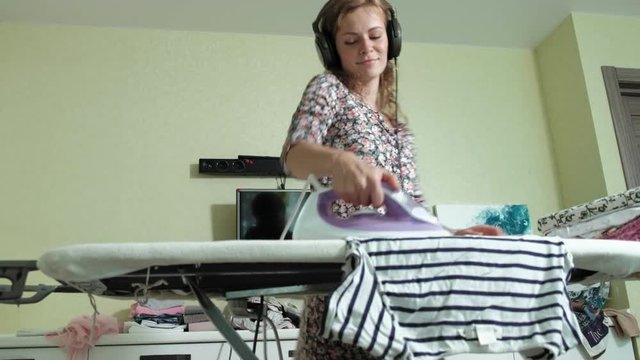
top-left (186, 277), bottom-right (259, 360)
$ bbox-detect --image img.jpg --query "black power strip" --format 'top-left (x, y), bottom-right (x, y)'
top-left (199, 155), bottom-right (284, 176)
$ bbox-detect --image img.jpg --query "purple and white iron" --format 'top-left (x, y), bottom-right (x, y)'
top-left (292, 176), bottom-right (451, 240)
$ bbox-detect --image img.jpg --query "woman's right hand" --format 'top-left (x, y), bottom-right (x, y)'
top-left (284, 143), bottom-right (400, 207)
top-left (332, 151), bottom-right (400, 208)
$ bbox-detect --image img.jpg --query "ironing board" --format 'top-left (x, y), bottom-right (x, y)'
top-left (2, 237), bottom-right (640, 359)
top-left (2, 240), bottom-right (348, 360)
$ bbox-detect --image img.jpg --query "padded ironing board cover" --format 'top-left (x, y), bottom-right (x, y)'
top-left (37, 238), bottom-right (640, 285)
top-left (37, 240), bottom-right (348, 282)
top-left (562, 238), bottom-right (640, 283)
top-left (537, 187), bottom-right (640, 235)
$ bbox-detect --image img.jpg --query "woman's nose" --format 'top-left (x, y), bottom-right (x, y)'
top-left (360, 39), bottom-right (372, 54)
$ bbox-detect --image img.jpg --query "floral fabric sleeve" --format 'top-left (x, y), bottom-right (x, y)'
top-left (280, 74), bottom-right (342, 172)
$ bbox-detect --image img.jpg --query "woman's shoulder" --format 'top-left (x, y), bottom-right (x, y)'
top-left (306, 72), bottom-right (347, 92)
top-left (299, 72), bottom-right (350, 106)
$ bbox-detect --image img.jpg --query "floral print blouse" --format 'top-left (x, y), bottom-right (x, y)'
top-left (281, 72), bottom-right (424, 213)
top-left (280, 73), bottom-right (425, 359)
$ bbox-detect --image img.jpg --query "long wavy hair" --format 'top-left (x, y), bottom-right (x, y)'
top-left (315, 0), bottom-right (405, 125)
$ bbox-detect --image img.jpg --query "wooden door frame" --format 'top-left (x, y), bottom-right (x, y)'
top-left (601, 66), bottom-right (640, 189)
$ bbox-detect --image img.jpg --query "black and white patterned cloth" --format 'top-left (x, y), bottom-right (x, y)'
top-left (537, 187), bottom-right (640, 235)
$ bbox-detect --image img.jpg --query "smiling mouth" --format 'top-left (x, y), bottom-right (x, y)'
top-left (358, 58), bottom-right (378, 65)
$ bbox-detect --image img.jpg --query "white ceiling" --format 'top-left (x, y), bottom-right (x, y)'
top-left (1, 0), bottom-right (640, 48)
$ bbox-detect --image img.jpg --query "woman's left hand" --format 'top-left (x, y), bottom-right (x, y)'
top-left (453, 225), bottom-right (504, 236)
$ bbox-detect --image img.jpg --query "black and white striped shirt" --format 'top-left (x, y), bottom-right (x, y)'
top-left (322, 235), bottom-right (582, 359)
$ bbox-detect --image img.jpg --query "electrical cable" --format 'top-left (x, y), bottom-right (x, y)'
top-left (263, 313), bottom-right (268, 360)
top-left (275, 171), bottom-right (287, 190)
top-left (264, 316), bottom-right (284, 360)
top-left (395, 58), bottom-right (399, 124)
top-left (279, 176), bottom-right (314, 240)
top-left (251, 296), bottom-right (265, 353)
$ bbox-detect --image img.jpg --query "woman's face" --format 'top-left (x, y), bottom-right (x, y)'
top-left (335, 6), bottom-right (389, 83)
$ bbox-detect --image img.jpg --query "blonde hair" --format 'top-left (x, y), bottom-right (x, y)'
top-left (315, 0), bottom-right (404, 125)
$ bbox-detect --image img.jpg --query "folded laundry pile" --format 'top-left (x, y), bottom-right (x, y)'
top-left (224, 297), bottom-right (301, 332)
top-left (124, 299), bottom-right (186, 333)
top-left (537, 186), bottom-right (640, 359)
top-left (538, 186), bottom-right (640, 240)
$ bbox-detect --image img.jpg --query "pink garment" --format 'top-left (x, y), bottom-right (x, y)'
top-left (130, 303), bottom-right (185, 317)
top-left (48, 314), bottom-right (119, 360)
top-left (601, 216), bottom-right (640, 241)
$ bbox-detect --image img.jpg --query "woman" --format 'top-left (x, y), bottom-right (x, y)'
top-left (283, 0), bottom-right (404, 214)
top-left (281, 0), bottom-right (500, 358)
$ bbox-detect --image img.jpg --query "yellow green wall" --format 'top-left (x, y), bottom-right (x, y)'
top-left (0, 21), bottom-right (563, 333)
top-left (402, 43), bottom-right (560, 211)
top-left (0, 23), bottom-right (321, 332)
top-left (534, 16), bottom-right (607, 208)
top-left (572, 13), bottom-right (640, 355)
top-left (572, 13), bottom-right (640, 194)
top-left (1, 13), bottom-right (638, 351)
top-left (536, 12), bottom-right (640, 356)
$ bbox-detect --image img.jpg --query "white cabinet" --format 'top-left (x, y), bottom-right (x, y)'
top-left (0, 330), bottom-right (297, 360)
top-left (88, 330), bottom-right (299, 360)
top-left (225, 340), bottom-right (297, 360)
top-left (88, 339), bottom-right (297, 360)
top-left (512, 333), bottom-right (635, 360)
top-left (0, 347), bottom-right (67, 360)
top-left (90, 343), bottom-right (225, 360)
top-left (0, 335), bottom-right (67, 360)
top-left (0, 329), bottom-right (635, 360)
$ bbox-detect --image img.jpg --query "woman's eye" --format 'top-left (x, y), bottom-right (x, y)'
top-left (344, 40), bottom-right (357, 45)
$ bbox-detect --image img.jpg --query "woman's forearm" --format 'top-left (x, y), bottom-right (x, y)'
top-left (284, 142), bottom-right (352, 180)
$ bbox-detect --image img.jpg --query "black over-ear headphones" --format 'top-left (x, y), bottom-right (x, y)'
top-left (312, 6), bottom-right (402, 70)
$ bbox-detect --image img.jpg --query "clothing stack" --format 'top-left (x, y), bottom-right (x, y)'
top-left (124, 299), bottom-right (186, 333)
top-left (223, 297), bottom-right (301, 332)
top-left (537, 186), bottom-right (640, 359)
top-left (537, 186), bottom-right (640, 240)
top-left (183, 304), bottom-right (218, 332)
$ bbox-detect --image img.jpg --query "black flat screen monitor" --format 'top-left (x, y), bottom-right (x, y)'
top-left (236, 189), bottom-right (310, 240)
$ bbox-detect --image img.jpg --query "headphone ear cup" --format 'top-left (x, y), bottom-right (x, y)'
top-left (315, 32), bottom-right (340, 70)
top-left (387, 16), bottom-right (402, 59)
